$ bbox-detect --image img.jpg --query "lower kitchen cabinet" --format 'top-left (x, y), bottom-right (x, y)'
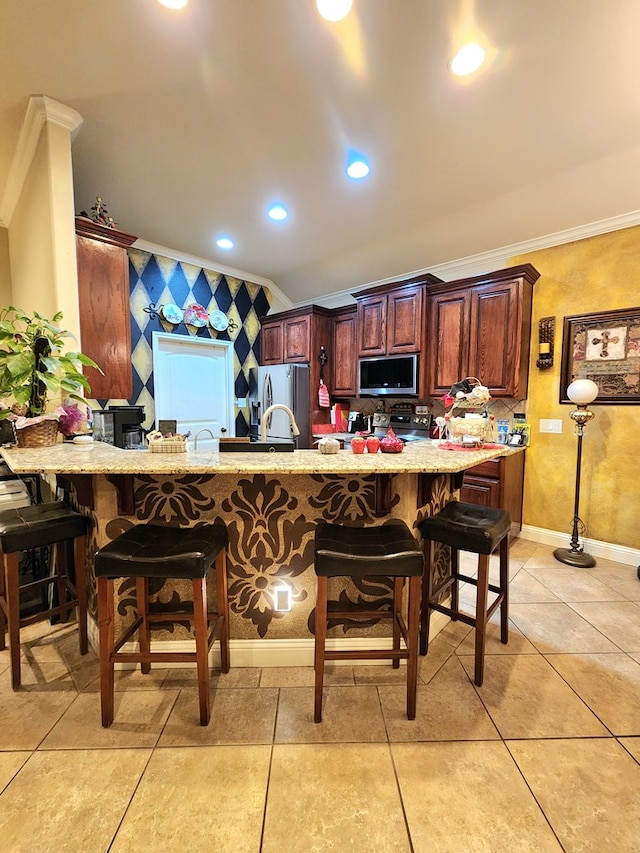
top-left (460, 451), bottom-right (525, 537)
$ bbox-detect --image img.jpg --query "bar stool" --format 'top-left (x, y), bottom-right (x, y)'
top-left (313, 519), bottom-right (423, 722)
top-left (0, 502), bottom-right (90, 689)
top-left (94, 520), bottom-right (229, 727)
top-left (417, 501), bottom-right (511, 686)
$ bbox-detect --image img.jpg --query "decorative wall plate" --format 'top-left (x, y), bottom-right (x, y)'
top-left (183, 303), bottom-right (208, 327)
top-left (210, 310), bottom-right (229, 332)
top-left (160, 303), bottom-right (184, 324)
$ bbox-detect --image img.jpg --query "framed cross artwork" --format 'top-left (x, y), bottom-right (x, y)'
top-left (559, 307), bottom-right (640, 404)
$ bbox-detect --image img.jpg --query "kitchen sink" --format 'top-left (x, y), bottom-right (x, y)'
top-left (219, 440), bottom-right (295, 453)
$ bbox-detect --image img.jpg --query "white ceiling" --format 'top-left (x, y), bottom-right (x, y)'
top-left (2, 0), bottom-right (640, 304)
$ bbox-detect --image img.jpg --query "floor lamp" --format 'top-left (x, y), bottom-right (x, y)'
top-left (554, 378), bottom-right (599, 568)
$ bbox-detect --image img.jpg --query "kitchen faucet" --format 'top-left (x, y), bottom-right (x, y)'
top-left (261, 404), bottom-right (300, 442)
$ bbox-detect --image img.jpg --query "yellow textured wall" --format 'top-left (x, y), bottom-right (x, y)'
top-left (509, 226), bottom-right (640, 550)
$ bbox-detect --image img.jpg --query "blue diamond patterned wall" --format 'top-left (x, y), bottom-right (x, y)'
top-left (87, 248), bottom-right (273, 435)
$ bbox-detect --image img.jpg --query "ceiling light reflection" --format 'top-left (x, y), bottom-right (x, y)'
top-left (158, 0), bottom-right (189, 9)
top-left (216, 237), bottom-right (234, 250)
top-left (316, 0), bottom-right (352, 22)
top-left (346, 152), bottom-right (370, 180)
top-left (267, 204), bottom-right (288, 222)
top-left (450, 43), bottom-right (486, 77)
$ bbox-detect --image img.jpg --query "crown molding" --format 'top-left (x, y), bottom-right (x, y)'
top-left (306, 209), bottom-right (640, 309)
top-left (0, 95), bottom-right (83, 228)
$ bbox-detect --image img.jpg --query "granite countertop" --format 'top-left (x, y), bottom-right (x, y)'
top-left (0, 440), bottom-right (517, 476)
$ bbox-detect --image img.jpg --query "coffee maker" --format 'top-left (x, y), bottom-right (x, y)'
top-left (93, 405), bottom-right (145, 448)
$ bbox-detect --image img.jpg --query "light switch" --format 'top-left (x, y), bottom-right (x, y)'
top-left (539, 418), bottom-right (563, 434)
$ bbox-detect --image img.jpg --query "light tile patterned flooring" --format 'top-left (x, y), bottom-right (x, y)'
top-left (2, 540), bottom-right (640, 851)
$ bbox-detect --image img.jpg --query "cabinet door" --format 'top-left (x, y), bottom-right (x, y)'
top-left (468, 280), bottom-right (521, 395)
top-left (386, 286), bottom-right (423, 353)
top-left (427, 290), bottom-right (471, 396)
top-left (76, 235), bottom-right (133, 400)
top-left (357, 294), bottom-right (386, 356)
top-left (260, 321), bottom-right (284, 365)
top-left (283, 315), bottom-right (311, 362)
top-left (331, 308), bottom-right (357, 396)
top-left (459, 475), bottom-right (501, 508)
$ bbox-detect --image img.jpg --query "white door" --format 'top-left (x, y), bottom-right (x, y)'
top-left (152, 332), bottom-right (235, 449)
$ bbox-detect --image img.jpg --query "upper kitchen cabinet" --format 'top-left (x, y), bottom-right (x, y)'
top-left (355, 275), bottom-right (442, 357)
top-left (330, 305), bottom-right (357, 397)
top-left (426, 264), bottom-right (540, 398)
top-left (259, 305), bottom-right (332, 366)
top-left (75, 217), bottom-right (137, 400)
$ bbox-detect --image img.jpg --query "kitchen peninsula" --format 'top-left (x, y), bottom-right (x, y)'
top-left (1, 441), bottom-right (518, 662)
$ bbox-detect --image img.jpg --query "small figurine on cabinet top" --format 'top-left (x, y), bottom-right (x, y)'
top-left (78, 197), bottom-right (117, 228)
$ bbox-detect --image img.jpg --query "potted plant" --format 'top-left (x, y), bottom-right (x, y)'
top-left (0, 306), bottom-right (102, 447)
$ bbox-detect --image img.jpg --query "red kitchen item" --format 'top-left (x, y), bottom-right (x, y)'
top-left (379, 427), bottom-right (404, 454)
top-left (366, 436), bottom-right (380, 453)
top-left (318, 380), bottom-right (330, 408)
top-left (351, 436), bottom-right (366, 454)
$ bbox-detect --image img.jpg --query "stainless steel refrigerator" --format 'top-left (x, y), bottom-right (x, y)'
top-left (250, 364), bottom-right (310, 448)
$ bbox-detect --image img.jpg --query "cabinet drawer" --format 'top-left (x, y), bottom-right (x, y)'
top-left (465, 457), bottom-right (502, 479)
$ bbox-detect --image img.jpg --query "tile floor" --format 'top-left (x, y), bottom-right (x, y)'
top-left (2, 540), bottom-right (640, 851)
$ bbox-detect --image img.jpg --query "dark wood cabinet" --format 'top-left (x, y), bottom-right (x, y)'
top-left (427, 264), bottom-right (539, 398)
top-left (260, 320), bottom-right (284, 366)
top-left (259, 305), bottom-right (333, 444)
top-left (356, 281), bottom-right (431, 357)
top-left (427, 290), bottom-right (472, 397)
top-left (460, 452), bottom-right (525, 537)
top-left (75, 217), bottom-right (137, 400)
top-left (330, 306), bottom-right (357, 397)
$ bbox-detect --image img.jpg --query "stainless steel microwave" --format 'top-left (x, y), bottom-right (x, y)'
top-left (357, 354), bottom-right (418, 396)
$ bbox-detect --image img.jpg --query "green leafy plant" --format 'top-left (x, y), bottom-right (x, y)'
top-left (0, 306), bottom-right (102, 420)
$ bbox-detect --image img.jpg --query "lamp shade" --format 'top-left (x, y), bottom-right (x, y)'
top-left (567, 378), bottom-right (599, 405)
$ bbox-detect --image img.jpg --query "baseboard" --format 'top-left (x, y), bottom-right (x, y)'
top-left (520, 524), bottom-right (640, 567)
top-left (87, 610), bottom-right (450, 669)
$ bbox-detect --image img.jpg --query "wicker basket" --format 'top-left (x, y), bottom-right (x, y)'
top-left (15, 419), bottom-right (60, 448)
top-left (447, 416), bottom-right (493, 444)
top-left (148, 435), bottom-right (188, 453)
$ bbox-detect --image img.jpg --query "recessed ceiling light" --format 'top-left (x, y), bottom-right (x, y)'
top-left (158, 0), bottom-right (189, 9)
top-left (315, 0), bottom-right (352, 22)
top-left (216, 237), bottom-right (234, 250)
top-left (346, 152), bottom-right (370, 180)
top-left (450, 43), bottom-right (486, 77)
top-left (267, 204), bottom-right (288, 222)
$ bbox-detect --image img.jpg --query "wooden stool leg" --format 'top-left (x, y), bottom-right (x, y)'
top-left (73, 534), bottom-right (88, 655)
top-left (54, 541), bottom-right (72, 623)
top-left (392, 576), bottom-right (402, 669)
top-left (215, 548), bottom-right (230, 673)
top-left (314, 575), bottom-right (328, 723)
top-left (406, 574), bottom-right (421, 720)
top-left (420, 538), bottom-right (434, 655)
top-left (5, 553), bottom-right (21, 689)
top-left (450, 547), bottom-right (460, 617)
top-left (136, 577), bottom-right (151, 675)
top-left (193, 578), bottom-right (211, 726)
top-left (98, 576), bottom-right (115, 727)
top-left (0, 554), bottom-right (7, 652)
top-left (499, 536), bottom-right (509, 644)
top-left (474, 554), bottom-right (490, 687)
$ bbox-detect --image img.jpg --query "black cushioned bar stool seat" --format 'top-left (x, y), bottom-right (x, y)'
top-left (314, 520), bottom-right (423, 722)
top-left (418, 501), bottom-right (511, 686)
top-left (0, 502), bottom-right (90, 689)
top-left (94, 521), bottom-right (229, 727)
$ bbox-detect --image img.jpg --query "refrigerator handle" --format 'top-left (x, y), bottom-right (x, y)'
top-left (263, 373), bottom-right (273, 430)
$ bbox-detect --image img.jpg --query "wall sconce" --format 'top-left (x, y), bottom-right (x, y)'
top-left (536, 316), bottom-right (555, 369)
top-left (553, 378), bottom-right (599, 568)
top-left (272, 583), bottom-right (292, 612)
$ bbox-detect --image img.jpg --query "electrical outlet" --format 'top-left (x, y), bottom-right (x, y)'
top-left (539, 418), bottom-right (563, 434)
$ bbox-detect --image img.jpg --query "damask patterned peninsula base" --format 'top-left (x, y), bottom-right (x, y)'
top-left (1, 441), bottom-right (515, 666)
